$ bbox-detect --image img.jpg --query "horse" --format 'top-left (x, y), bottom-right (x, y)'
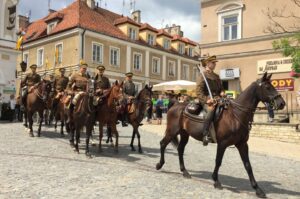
top-left (156, 72), bottom-right (285, 198)
top-left (53, 95), bottom-right (69, 137)
top-left (23, 79), bottom-right (52, 137)
top-left (127, 85), bottom-right (153, 153)
top-left (95, 81), bottom-right (123, 152)
top-left (68, 79), bottom-right (96, 157)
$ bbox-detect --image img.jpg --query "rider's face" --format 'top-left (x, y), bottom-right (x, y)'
top-left (206, 61), bottom-right (216, 71)
top-left (80, 67), bottom-right (87, 74)
top-left (99, 70), bottom-right (104, 76)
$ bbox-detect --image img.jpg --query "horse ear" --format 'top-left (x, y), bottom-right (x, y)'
top-left (115, 80), bottom-right (119, 85)
top-left (149, 85), bottom-right (153, 90)
top-left (267, 73), bottom-right (272, 80)
top-left (120, 81), bottom-right (124, 87)
top-left (262, 72), bottom-right (268, 82)
top-left (145, 84), bottom-right (149, 89)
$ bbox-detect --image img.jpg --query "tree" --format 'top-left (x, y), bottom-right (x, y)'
top-left (263, 0), bottom-right (300, 77)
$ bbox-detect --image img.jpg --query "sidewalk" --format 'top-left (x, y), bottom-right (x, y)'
top-left (141, 119), bottom-right (300, 162)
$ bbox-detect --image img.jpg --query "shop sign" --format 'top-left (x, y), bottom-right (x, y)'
top-left (271, 78), bottom-right (294, 91)
top-left (257, 57), bottom-right (292, 74)
top-left (220, 68), bottom-right (240, 80)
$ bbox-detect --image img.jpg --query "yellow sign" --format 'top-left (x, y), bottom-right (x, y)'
top-left (225, 90), bottom-right (239, 99)
top-left (257, 57), bottom-right (292, 74)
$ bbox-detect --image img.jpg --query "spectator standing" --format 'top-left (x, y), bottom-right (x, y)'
top-left (156, 95), bottom-right (164, 125)
top-left (15, 96), bottom-right (22, 122)
top-left (9, 94), bottom-right (16, 122)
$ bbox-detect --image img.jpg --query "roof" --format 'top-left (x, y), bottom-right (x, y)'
top-left (140, 23), bottom-right (158, 33)
top-left (23, 0), bottom-right (198, 58)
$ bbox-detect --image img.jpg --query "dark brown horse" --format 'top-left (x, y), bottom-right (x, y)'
top-left (53, 95), bottom-right (69, 137)
top-left (95, 81), bottom-right (123, 152)
top-left (24, 79), bottom-right (52, 137)
top-left (156, 72), bottom-right (285, 198)
top-left (127, 85), bottom-right (153, 153)
top-left (69, 82), bottom-right (96, 157)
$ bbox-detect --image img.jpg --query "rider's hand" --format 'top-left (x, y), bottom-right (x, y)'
top-left (206, 98), bottom-right (214, 104)
top-left (220, 91), bottom-right (226, 97)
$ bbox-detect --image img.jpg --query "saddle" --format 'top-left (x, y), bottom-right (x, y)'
top-left (128, 103), bottom-right (136, 114)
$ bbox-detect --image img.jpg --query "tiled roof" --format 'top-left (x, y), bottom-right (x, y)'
top-left (22, 0), bottom-right (198, 58)
top-left (140, 23), bottom-right (158, 33)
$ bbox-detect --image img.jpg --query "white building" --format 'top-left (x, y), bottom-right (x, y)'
top-left (0, 0), bottom-right (19, 102)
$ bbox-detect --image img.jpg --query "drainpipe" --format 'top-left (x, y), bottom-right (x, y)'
top-left (81, 29), bottom-right (86, 60)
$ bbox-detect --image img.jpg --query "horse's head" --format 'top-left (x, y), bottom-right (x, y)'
top-left (138, 84), bottom-right (153, 110)
top-left (111, 80), bottom-right (124, 101)
top-left (41, 79), bottom-right (52, 101)
top-left (256, 72), bottom-right (285, 110)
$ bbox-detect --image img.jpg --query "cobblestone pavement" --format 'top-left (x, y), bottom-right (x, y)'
top-left (1, 121), bottom-right (300, 199)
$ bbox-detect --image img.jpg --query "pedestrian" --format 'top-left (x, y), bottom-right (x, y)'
top-left (15, 96), bottom-right (22, 122)
top-left (9, 94), bottom-right (16, 122)
top-left (265, 102), bottom-right (274, 122)
top-left (156, 95), bottom-right (164, 125)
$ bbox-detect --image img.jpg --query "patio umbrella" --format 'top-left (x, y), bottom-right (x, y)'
top-left (152, 80), bottom-right (196, 91)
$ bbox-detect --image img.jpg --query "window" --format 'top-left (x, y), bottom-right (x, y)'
top-left (133, 53), bottom-right (142, 71)
top-left (152, 57), bottom-right (160, 74)
top-left (37, 48), bottom-right (44, 67)
top-left (92, 42), bottom-right (103, 64)
top-left (47, 22), bottom-right (56, 34)
top-left (217, 3), bottom-right (243, 41)
top-left (55, 43), bottom-right (63, 64)
top-left (110, 47), bottom-right (120, 67)
top-left (192, 67), bottom-right (199, 82)
top-left (129, 27), bottom-right (137, 40)
top-left (182, 64), bottom-right (189, 80)
top-left (188, 48), bottom-right (193, 57)
top-left (23, 52), bottom-right (29, 64)
top-left (222, 15), bottom-right (238, 41)
top-left (147, 34), bottom-right (154, 45)
top-left (163, 39), bottom-right (170, 49)
top-left (179, 43), bottom-right (185, 54)
top-left (168, 61), bottom-right (176, 77)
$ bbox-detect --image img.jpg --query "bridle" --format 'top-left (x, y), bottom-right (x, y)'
top-left (34, 82), bottom-right (51, 102)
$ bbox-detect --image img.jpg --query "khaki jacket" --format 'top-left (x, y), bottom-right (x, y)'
top-left (67, 72), bottom-right (89, 92)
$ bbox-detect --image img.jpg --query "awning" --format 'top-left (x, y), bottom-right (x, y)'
top-left (153, 80), bottom-right (196, 91)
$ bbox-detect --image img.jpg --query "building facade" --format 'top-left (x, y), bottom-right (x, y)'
top-left (16, 0), bottom-right (199, 94)
top-left (200, 0), bottom-right (300, 112)
top-left (0, 0), bottom-right (19, 102)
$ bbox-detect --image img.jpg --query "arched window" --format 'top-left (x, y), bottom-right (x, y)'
top-left (217, 2), bottom-right (244, 41)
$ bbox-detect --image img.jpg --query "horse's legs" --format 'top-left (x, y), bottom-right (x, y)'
top-left (74, 127), bottom-right (80, 153)
top-left (60, 120), bottom-right (65, 137)
top-left (135, 127), bottom-right (143, 153)
top-left (98, 123), bottom-right (103, 152)
top-left (178, 131), bottom-right (190, 178)
top-left (212, 144), bottom-right (227, 189)
top-left (85, 124), bottom-right (92, 158)
top-left (156, 129), bottom-right (174, 170)
top-left (28, 112), bottom-right (34, 137)
top-left (111, 124), bottom-right (118, 153)
top-left (130, 126), bottom-right (136, 151)
top-left (69, 123), bottom-right (75, 148)
top-left (236, 143), bottom-right (266, 198)
top-left (23, 110), bottom-right (28, 128)
top-left (37, 111), bottom-right (43, 137)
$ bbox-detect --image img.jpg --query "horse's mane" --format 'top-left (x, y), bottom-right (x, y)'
top-left (136, 87), bottom-right (152, 100)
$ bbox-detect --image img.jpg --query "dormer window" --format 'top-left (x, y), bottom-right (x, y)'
top-left (129, 27), bottom-right (137, 40)
top-left (147, 34), bottom-right (154, 45)
top-left (179, 43), bottom-right (185, 54)
top-left (163, 39), bottom-right (170, 49)
top-left (47, 22), bottom-right (57, 34)
top-left (188, 48), bottom-right (193, 57)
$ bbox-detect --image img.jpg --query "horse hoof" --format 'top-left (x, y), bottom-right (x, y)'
top-left (98, 148), bottom-right (103, 153)
top-left (60, 134), bottom-right (65, 138)
top-left (138, 149), bottom-right (143, 153)
top-left (156, 162), bottom-right (163, 170)
top-left (29, 132), bottom-right (34, 137)
top-left (114, 149), bottom-right (119, 153)
top-left (73, 148), bottom-right (79, 154)
top-left (37, 134), bottom-right (40, 137)
top-left (183, 171), bottom-right (191, 179)
top-left (86, 153), bottom-right (92, 158)
top-left (131, 147), bottom-right (136, 151)
top-left (214, 181), bottom-right (223, 190)
top-left (70, 142), bottom-right (75, 148)
top-left (256, 188), bottom-right (266, 198)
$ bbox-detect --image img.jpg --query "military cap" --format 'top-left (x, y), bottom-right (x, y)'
top-left (97, 65), bottom-right (105, 70)
top-left (30, 64), bottom-right (37, 69)
top-left (201, 55), bottom-right (218, 67)
top-left (80, 63), bottom-right (88, 68)
top-left (59, 67), bottom-right (66, 72)
top-left (125, 72), bottom-right (133, 77)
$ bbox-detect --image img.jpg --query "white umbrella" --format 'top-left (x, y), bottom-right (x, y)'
top-left (152, 80), bottom-right (196, 91)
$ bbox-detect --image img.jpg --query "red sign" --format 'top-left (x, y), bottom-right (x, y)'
top-left (271, 78), bottom-right (294, 91)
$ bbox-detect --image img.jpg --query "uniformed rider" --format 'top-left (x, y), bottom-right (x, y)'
top-left (94, 65), bottom-right (111, 93)
top-left (52, 67), bottom-right (69, 111)
top-left (196, 55), bottom-right (225, 146)
top-left (121, 72), bottom-right (136, 127)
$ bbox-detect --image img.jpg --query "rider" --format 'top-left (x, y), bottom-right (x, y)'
top-left (67, 62), bottom-right (89, 121)
top-left (21, 64), bottom-right (41, 106)
top-left (94, 65), bottom-right (111, 94)
top-left (196, 55), bottom-right (225, 146)
top-left (52, 67), bottom-right (69, 111)
top-left (121, 72), bottom-right (136, 127)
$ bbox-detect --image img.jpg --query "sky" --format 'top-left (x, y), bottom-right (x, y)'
top-left (18, 0), bottom-right (201, 42)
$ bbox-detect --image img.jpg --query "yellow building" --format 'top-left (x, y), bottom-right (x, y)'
top-left (16, 0), bottom-right (199, 93)
top-left (201, 0), bottom-right (300, 114)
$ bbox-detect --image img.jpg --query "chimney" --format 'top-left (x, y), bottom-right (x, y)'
top-left (131, 10), bottom-right (141, 23)
top-left (163, 24), bottom-right (183, 37)
top-left (86, 0), bottom-right (95, 9)
top-left (48, 9), bottom-right (56, 14)
top-left (18, 15), bottom-right (29, 30)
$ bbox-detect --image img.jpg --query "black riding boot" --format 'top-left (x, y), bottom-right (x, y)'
top-left (67, 103), bottom-right (74, 123)
top-left (202, 120), bottom-right (210, 146)
top-left (122, 113), bottom-right (128, 127)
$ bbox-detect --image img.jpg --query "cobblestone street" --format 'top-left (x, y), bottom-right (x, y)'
top-left (1, 121), bottom-right (300, 199)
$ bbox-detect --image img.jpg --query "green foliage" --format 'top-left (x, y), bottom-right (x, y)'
top-left (273, 33), bottom-right (300, 74)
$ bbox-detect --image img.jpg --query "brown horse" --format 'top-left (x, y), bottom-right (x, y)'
top-left (24, 79), bottom-right (52, 137)
top-left (127, 85), bottom-right (153, 153)
top-left (69, 84), bottom-right (96, 157)
top-left (53, 95), bottom-right (69, 137)
top-left (156, 72), bottom-right (285, 198)
top-left (95, 81), bottom-right (123, 152)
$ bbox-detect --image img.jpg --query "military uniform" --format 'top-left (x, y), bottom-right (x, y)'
top-left (67, 72), bottom-right (89, 92)
top-left (95, 74), bottom-right (110, 90)
top-left (123, 80), bottom-right (136, 97)
top-left (21, 65), bottom-right (41, 105)
top-left (54, 75), bottom-right (69, 92)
